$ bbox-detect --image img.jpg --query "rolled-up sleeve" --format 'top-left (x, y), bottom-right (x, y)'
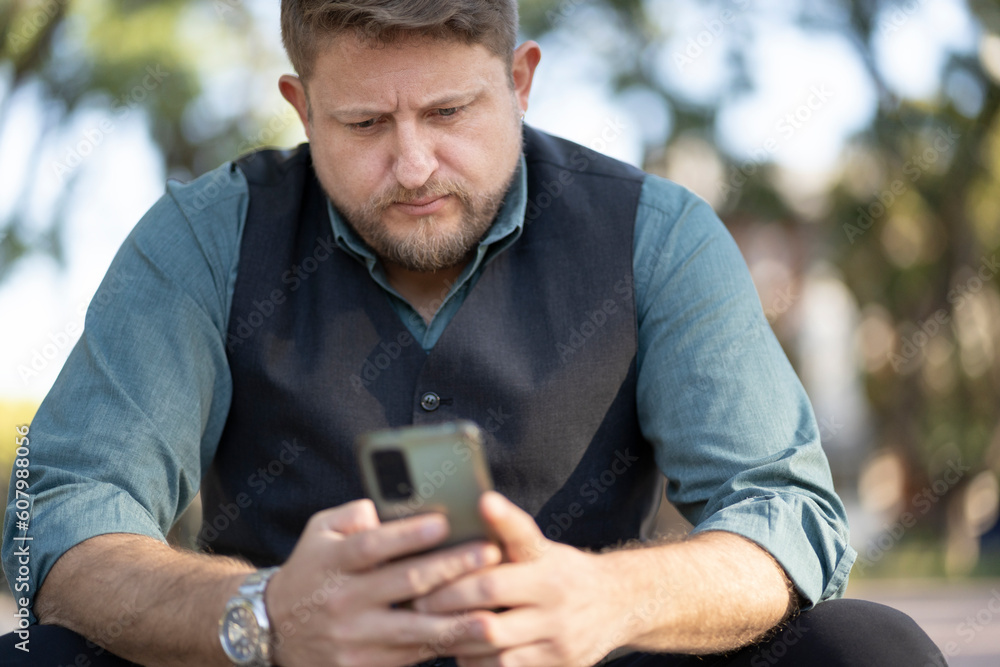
top-left (634, 176), bottom-right (856, 607)
top-left (2, 163), bottom-right (248, 617)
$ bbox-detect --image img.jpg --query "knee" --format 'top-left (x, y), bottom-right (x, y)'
top-left (780, 598), bottom-right (944, 666)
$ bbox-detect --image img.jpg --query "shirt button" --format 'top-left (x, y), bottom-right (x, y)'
top-left (420, 392), bottom-right (440, 412)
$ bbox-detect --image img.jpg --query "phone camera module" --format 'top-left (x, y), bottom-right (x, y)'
top-left (372, 449), bottom-right (413, 500)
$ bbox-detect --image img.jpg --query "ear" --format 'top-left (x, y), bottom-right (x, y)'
top-left (511, 41), bottom-right (541, 117)
top-left (279, 74), bottom-right (311, 140)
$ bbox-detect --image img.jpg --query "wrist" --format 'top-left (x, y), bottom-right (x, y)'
top-left (219, 567), bottom-right (281, 666)
top-left (597, 547), bottom-right (673, 651)
top-left (263, 566), bottom-right (288, 666)
top-left (581, 549), bottom-right (644, 655)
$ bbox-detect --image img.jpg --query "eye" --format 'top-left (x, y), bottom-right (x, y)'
top-left (352, 118), bottom-right (378, 129)
top-left (437, 107), bottom-right (461, 117)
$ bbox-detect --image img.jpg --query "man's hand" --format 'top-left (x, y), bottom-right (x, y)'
top-left (410, 492), bottom-right (629, 667)
top-left (266, 499), bottom-right (503, 667)
top-left (412, 492), bottom-right (795, 667)
top-left (34, 503), bottom-right (502, 667)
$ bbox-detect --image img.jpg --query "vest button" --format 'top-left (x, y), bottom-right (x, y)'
top-left (420, 392), bottom-right (440, 412)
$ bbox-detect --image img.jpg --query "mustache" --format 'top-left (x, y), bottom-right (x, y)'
top-left (367, 179), bottom-right (474, 212)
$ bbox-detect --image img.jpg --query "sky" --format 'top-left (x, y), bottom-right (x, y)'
top-left (0, 0), bottom-right (982, 400)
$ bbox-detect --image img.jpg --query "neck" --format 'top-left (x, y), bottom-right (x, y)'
top-left (384, 258), bottom-right (470, 325)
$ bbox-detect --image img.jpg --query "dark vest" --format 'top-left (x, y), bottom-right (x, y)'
top-left (199, 127), bottom-right (663, 564)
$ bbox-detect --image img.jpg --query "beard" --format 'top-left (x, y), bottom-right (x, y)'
top-left (333, 167), bottom-right (517, 273)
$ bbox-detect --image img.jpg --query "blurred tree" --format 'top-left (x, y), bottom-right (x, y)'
top-left (0, 0), bottom-right (295, 282)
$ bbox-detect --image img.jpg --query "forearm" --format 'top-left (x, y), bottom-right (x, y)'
top-left (605, 530), bottom-right (796, 655)
top-left (34, 533), bottom-right (254, 667)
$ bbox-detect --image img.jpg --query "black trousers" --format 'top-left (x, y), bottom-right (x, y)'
top-left (0, 599), bottom-right (946, 666)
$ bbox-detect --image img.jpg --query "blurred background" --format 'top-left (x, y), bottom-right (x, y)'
top-left (1, 0), bottom-right (999, 661)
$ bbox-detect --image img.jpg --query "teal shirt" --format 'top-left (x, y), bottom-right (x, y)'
top-left (3, 150), bottom-right (856, 617)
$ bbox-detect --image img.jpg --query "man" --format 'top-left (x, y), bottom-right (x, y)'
top-left (2, 1), bottom-right (942, 666)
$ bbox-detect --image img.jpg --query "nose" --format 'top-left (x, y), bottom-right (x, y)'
top-left (392, 123), bottom-right (438, 191)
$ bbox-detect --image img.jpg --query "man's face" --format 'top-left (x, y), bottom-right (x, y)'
top-left (292, 34), bottom-right (528, 273)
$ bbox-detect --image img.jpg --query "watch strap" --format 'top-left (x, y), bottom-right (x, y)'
top-left (240, 566), bottom-right (280, 599)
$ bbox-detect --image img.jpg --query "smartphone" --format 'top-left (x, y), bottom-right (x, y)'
top-left (355, 420), bottom-right (494, 550)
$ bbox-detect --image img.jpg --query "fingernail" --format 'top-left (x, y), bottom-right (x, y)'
top-left (483, 543), bottom-right (502, 564)
top-left (421, 515), bottom-right (447, 540)
top-left (464, 549), bottom-right (482, 568)
top-left (483, 491), bottom-right (506, 517)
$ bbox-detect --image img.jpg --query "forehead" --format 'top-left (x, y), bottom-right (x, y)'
top-left (308, 33), bottom-right (505, 108)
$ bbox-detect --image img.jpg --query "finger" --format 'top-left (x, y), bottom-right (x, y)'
top-left (414, 561), bottom-right (543, 613)
top-left (282, 642), bottom-right (429, 667)
top-left (456, 607), bottom-right (551, 652)
top-left (334, 645), bottom-right (446, 667)
top-left (305, 498), bottom-right (381, 536)
top-left (456, 641), bottom-right (558, 667)
top-left (335, 608), bottom-right (481, 648)
top-left (365, 540), bottom-right (503, 604)
top-left (276, 630), bottom-right (439, 667)
top-left (274, 610), bottom-right (464, 667)
top-left (480, 491), bottom-right (548, 562)
top-left (338, 512), bottom-right (452, 571)
top-left (439, 608), bottom-right (552, 656)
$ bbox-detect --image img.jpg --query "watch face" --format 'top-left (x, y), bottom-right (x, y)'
top-left (222, 600), bottom-right (262, 664)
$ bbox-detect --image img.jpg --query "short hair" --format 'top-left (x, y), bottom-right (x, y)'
top-left (281, 1), bottom-right (519, 81)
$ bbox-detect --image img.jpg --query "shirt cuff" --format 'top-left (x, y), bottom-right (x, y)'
top-left (3, 479), bottom-right (167, 623)
top-left (690, 493), bottom-right (856, 608)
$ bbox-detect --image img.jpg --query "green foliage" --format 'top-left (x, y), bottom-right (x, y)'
top-left (0, 0), bottom-right (302, 281)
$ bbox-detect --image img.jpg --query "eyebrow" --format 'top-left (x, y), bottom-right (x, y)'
top-left (329, 87), bottom-right (485, 121)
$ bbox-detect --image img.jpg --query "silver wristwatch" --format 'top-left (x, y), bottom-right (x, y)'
top-left (219, 567), bottom-right (280, 666)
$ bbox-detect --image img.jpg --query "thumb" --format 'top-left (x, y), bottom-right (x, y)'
top-left (307, 498), bottom-right (381, 538)
top-left (480, 491), bottom-right (547, 562)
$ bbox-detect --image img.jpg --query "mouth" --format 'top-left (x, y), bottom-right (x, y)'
top-left (391, 194), bottom-right (450, 217)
